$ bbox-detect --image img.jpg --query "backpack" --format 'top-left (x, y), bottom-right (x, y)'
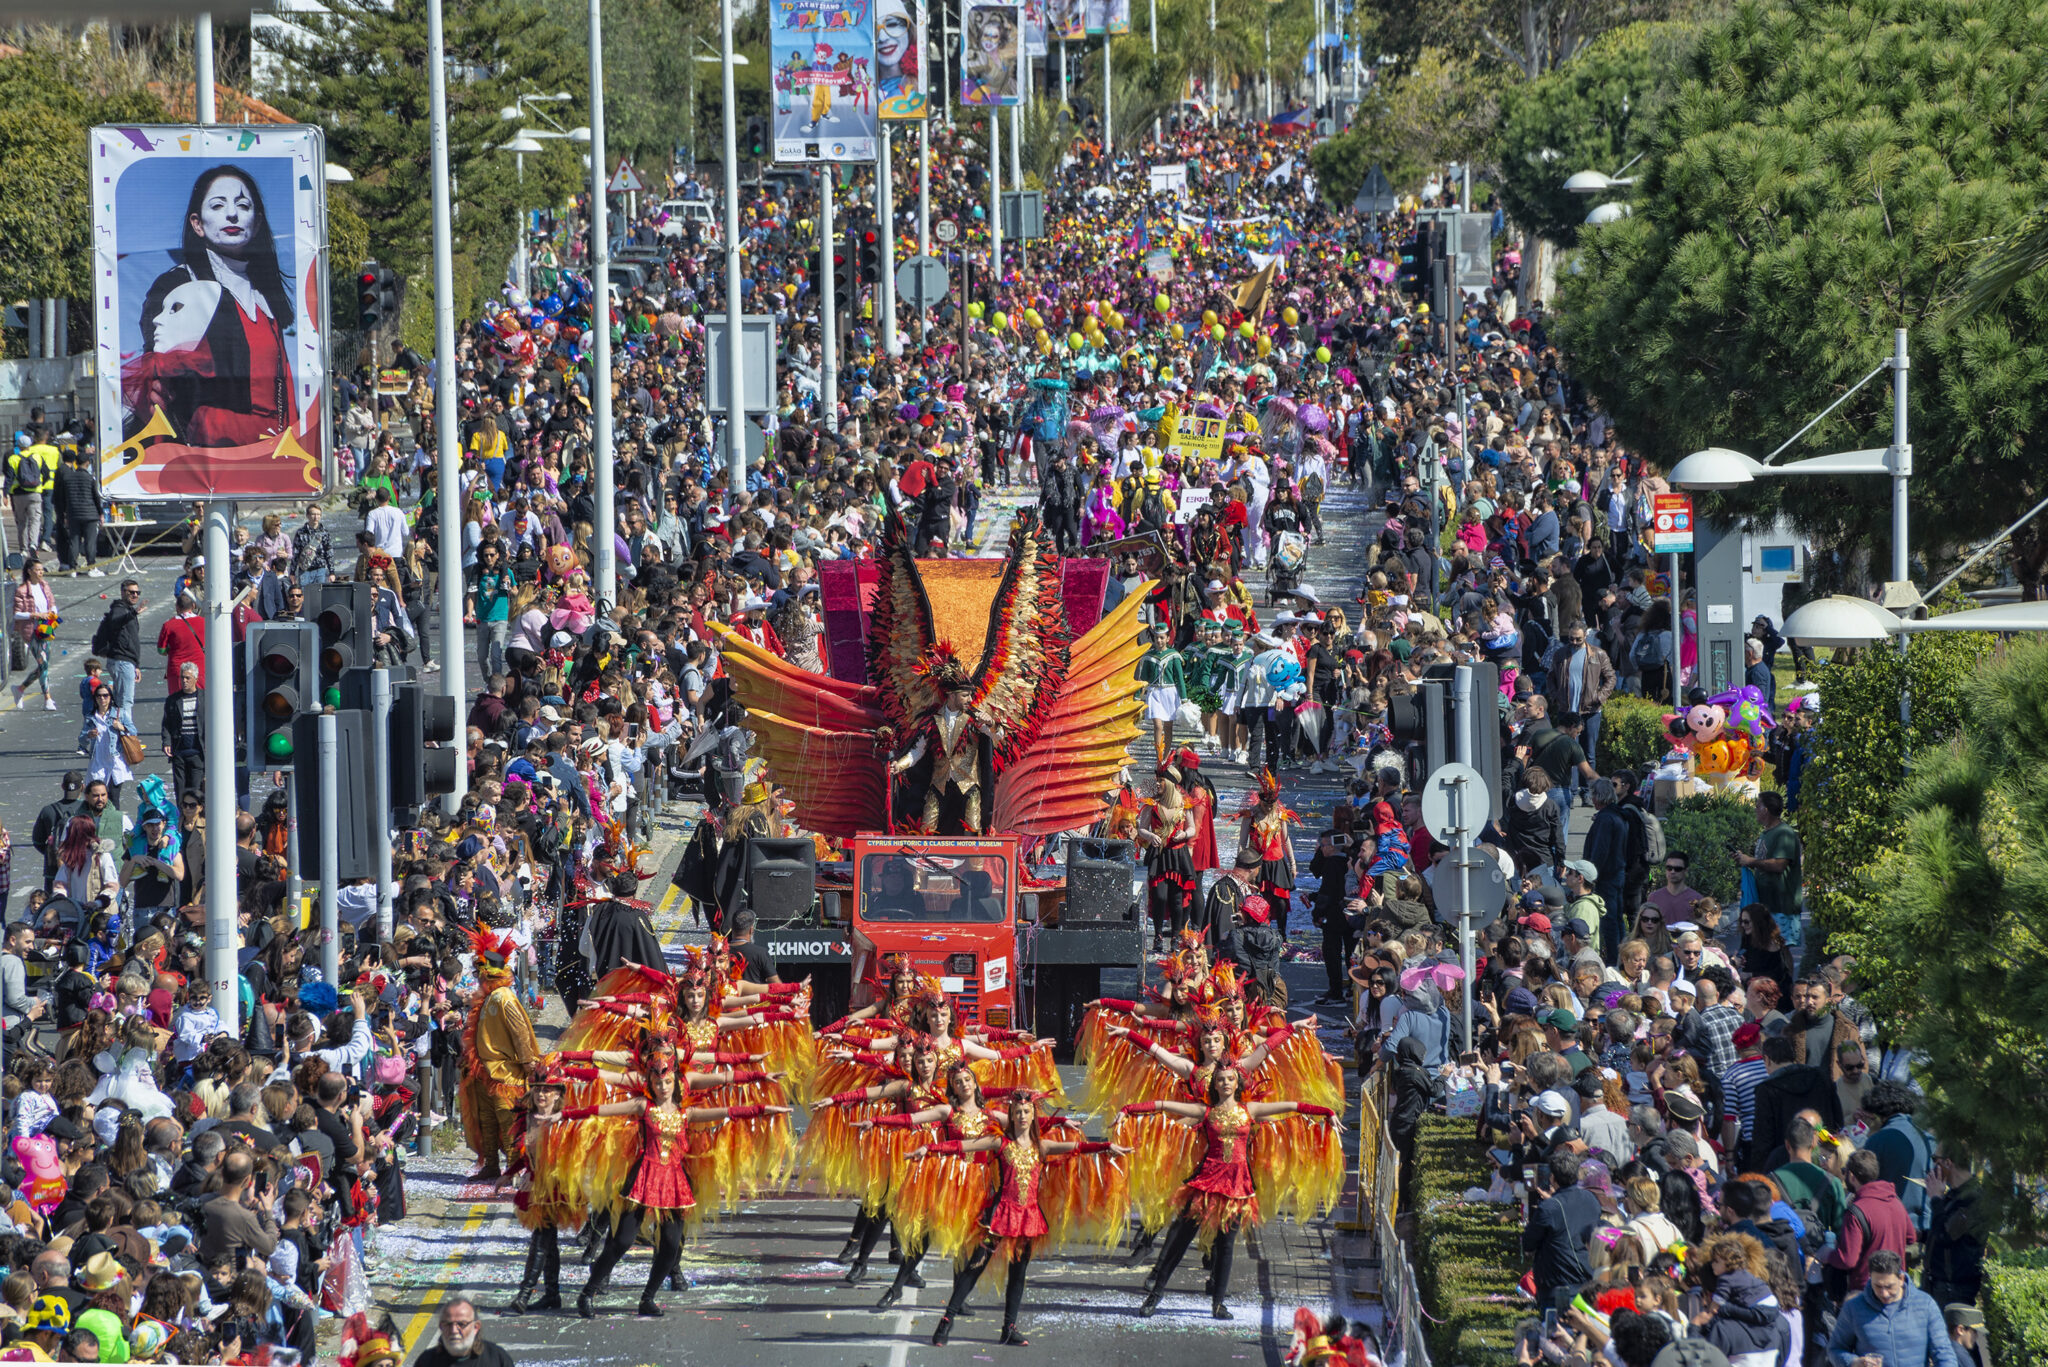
top-left (1631, 804), bottom-right (1666, 869)
top-left (1631, 628), bottom-right (1671, 668)
top-left (10, 452), bottom-right (42, 495)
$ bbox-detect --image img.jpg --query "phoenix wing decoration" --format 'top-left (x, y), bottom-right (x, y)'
top-left (868, 512), bottom-right (944, 730)
top-left (969, 510), bottom-right (1069, 770)
top-left (708, 623), bottom-right (890, 836)
top-left (990, 580), bottom-right (1155, 836)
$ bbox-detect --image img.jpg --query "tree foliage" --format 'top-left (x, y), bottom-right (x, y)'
top-left (256, 0), bottom-right (586, 297)
top-left (1863, 638), bottom-right (2048, 1221)
top-left (1551, 0), bottom-right (2048, 582)
top-left (1311, 48), bottom-right (1498, 206)
top-left (0, 34), bottom-right (164, 331)
top-left (1492, 20), bottom-right (1692, 244)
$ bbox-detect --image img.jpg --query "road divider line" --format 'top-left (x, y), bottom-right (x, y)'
top-left (399, 1202), bottom-right (491, 1360)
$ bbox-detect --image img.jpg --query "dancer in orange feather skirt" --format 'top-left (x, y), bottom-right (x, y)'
top-left (911, 1092), bottom-right (1130, 1349)
top-left (569, 1043), bottom-right (791, 1319)
top-left (1120, 1066), bottom-right (1341, 1321)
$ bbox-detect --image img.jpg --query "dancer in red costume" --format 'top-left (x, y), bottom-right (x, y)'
top-left (1138, 765), bottom-right (1201, 949)
top-left (568, 1040), bottom-right (791, 1318)
top-left (504, 1069), bottom-right (574, 1315)
top-left (911, 1092), bottom-right (1131, 1348)
top-left (828, 984), bottom-right (1060, 1099)
top-left (1239, 769), bottom-right (1299, 920)
top-left (867, 1060), bottom-right (1012, 1311)
top-left (1120, 1066), bottom-right (1341, 1320)
top-left (811, 1039), bottom-right (946, 1287)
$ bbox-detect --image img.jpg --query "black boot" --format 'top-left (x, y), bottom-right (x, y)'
top-left (533, 1228), bottom-right (564, 1311)
top-left (838, 1211), bottom-right (870, 1265)
top-left (1125, 1223), bottom-right (1158, 1266)
top-left (506, 1236), bottom-right (544, 1314)
top-left (1000, 1254), bottom-right (1030, 1345)
top-left (931, 1313), bottom-right (954, 1346)
top-left (1209, 1231), bottom-right (1236, 1319)
top-left (844, 1211), bottom-right (886, 1284)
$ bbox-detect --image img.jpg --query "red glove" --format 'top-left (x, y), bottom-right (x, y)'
top-left (1095, 997), bottom-right (1137, 1012)
top-left (561, 1065), bottom-right (601, 1082)
top-left (1297, 1104), bottom-right (1335, 1118)
top-left (1069, 1140), bottom-right (1112, 1156)
top-left (926, 1140), bottom-right (964, 1156)
top-left (831, 1089), bottom-right (868, 1106)
top-left (560, 1105), bottom-right (601, 1121)
top-left (997, 1046), bottom-right (1035, 1061)
top-left (757, 1008), bottom-right (797, 1022)
top-left (873, 1114), bottom-right (917, 1129)
top-left (711, 1051), bottom-right (752, 1065)
top-left (725, 1069), bottom-right (772, 1086)
top-left (1127, 1032), bottom-right (1159, 1052)
top-left (1263, 1026), bottom-right (1295, 1047)
top-left (1121, 1101), bottom-right (1159, 1115)
top-left (556, 1049), bottom-right (595, 1062)
top-left (726, 1105), bottom-right (766, 1120)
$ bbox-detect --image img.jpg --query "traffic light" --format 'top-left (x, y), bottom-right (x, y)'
top-left (357, 261), bottom-right (400, 330)
top-left (831, 233), bottom-right (854, 315)
top-left (857, 220), bottom-right (882, 287)
top-left (746, 115), bottom-right (768, 162)
top-left (312, 583), bottom-right (372, 703)
top-left (245, 623), bottom-right (316, 771)
top-left (390, 682), bottom-right (460, 810)
top-left (1399, 228), bottom-right (1429, 296)
top-left (293, 709), bottom-right (376, 883)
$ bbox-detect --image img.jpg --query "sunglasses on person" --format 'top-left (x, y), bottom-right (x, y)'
top-left (1664, 863), bottom-right (1686, 873)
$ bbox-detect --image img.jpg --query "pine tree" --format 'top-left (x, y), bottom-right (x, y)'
top-left (256, 0), bottom-right (586, 291)
top-left (1552, 0), bottom-right (2048, 576)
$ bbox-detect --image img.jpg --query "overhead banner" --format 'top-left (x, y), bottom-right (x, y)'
top-left (1087, 0), bottom-right (1131, 35)
top-left (1047, 0), bottom-right (1085, 43)
top-left (876, 0), bottom-right (928, 120)
top-left (770, 0), bottom-right (879, 163)
top-left (92, 123), bottom-right (330, 499)
top-left (1022, 0), bottom-right (1048, 56)
top-left (960, 2), bottom-right (1022, 107)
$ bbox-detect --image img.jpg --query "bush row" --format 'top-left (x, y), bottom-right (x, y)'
top-left (1410, 1117), bottom-right (1525, 1367)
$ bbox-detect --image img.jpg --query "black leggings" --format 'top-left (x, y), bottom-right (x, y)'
top-left (585, 1206), bottom-right (684, 1301)
top-left (946, 1240), bottom-right (1031, 1330)
top-left (1148, 1214), bottom-right (1239, 1303)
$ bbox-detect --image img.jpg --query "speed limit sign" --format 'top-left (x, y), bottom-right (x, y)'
top-left (934, 219), bottom-right (959, 243)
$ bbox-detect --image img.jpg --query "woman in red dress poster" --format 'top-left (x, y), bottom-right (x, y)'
top-left (126, 166), bottom-right (297, 446)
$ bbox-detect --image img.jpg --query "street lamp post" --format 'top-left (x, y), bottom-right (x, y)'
top-left (498, 135), bottom-right (545, 297)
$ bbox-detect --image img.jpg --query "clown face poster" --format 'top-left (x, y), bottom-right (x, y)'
top-left (770, 0), bottom-right (880, 162)
top-left (876, 0), bottom-right (928, 120)
top-left (960, 2), bottom-right (1022, 106)
top-left (92, 124), bottom-right (330, 499)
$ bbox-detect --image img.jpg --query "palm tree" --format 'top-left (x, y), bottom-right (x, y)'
top-left (1961, 205), bottom-right (2048, 315)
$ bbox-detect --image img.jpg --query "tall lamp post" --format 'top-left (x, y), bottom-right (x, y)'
top-left (497, 135), bottom-right (544, 297)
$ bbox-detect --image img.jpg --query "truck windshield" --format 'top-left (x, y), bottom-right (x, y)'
top-left (859, 853), bottom-right (1007, 924)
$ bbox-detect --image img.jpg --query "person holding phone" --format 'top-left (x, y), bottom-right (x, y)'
top-left (1520, 1149), bottom-right (1601, 1314)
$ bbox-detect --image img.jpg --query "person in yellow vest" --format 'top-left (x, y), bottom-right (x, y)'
top-left (8, 428), bottom-right (59, 555)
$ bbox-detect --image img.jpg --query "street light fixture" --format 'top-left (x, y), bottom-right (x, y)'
top-left (1783, 596), bottom-right (2048, 646)
top-left (324, 163), bottom-right (354, 183)
top-left (1585, 201), bottom-right (1630, 225)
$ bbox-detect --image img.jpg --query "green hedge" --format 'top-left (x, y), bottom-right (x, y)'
top-left (1985, 1252), bottom-right (2048, 1367)
top-left (1660, 792), bottom-right (1761, 906)
top-left (1412, 1118), bottom-right (1525, 1367)
top-left (1599, 695), bottom-right (1672, 774)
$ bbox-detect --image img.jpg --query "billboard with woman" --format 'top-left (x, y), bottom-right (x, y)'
top-left (91, 124), bottom-right (330, 499)
top-left (960, 2), bottom-right (1022, 106)
top-left (876, 0), bottom-right (928, 120)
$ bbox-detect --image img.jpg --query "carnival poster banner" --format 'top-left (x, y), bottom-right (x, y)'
top-left (770, 0), bottom-right (880, 162)
top-left (1046, 0), bottom-right (1085, 43)
top-left (91, 124), bottom-right (330, 499)
top-left (1022, 0), bottom-right (1048, 56)
top-left (1087, 0), bottom-right (1131, 36)
top-left (961, 1), bottom-right (1023, 106)
top-left (876, 0), bottom-right (928, 120)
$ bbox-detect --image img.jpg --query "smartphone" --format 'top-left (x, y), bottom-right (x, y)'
top-left (1542, 1309), bottom-right (1559, 1336)
top-left (1488, 1147), bottom-right (1516, 1170)
top-left (1536, 1162), bottom-right (1552, 1189)
top-left (1522, 1166), bottom-right (1537, 1189)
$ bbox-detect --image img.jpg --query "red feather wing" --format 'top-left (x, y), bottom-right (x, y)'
top-left (969, 510), bottom-right (1068, 770)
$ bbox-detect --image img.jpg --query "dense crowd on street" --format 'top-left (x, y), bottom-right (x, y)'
top-left (0, 78), bottom-right (1976, 1363)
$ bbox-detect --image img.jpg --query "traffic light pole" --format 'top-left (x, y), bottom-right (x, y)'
top-left (820, 170), bottom-right (838, 431)
top-left (318, 712), bottom-right (341, 985)
top-left (879, 128), bottom-right (900, 358)
top-left (588, 0), bottom-right (618, 603)
top-left (989, 109), bottom-right (1002, 285)
top-left (372, 667), bottom-right (395, 940)
top-left (721, 0), bottom-right (746, 488)
top-left (202, 504), bottom-right (236, 1022)
top-left (428, 0), bottom-right (468, 813)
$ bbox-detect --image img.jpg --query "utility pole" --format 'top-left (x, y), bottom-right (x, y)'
top-left (428, 0), bottom-right (467, 811)
top-left (588, 0), bottom-right (617, 604)
top-left (721, 0), bottom-right (746, 484)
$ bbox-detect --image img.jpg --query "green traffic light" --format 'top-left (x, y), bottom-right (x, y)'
top-left (324, 685), bottom-right (342, 707)
top-left (266, 732), bottom-right (294, 759)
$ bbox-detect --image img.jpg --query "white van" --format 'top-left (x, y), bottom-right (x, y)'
top-left (658, 199), bottom-right (719, 240)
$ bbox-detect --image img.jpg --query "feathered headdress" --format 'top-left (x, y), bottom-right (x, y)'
top-left (675, 945), bottom-right (710, 987)
top-left (914, 973), bottom-right (948, 1011)
top-left (880, 950), bottom-right (912, 977)
top-left (911, 643), bottom-right (974, 691)
top-left (468, 926), bottom-right (514, 974)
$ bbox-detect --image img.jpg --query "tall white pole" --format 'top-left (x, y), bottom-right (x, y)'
top-left (195, 14), bottom-right (215, 122)
top-left (588, 0), bottom-right (617, 602)
top-left (1102, 34), bottom-right (1112, 161)
top-left (1312, 0), bottom-right (1324, 111)
top-left (820, 170), bottom-right (838, 431)
top-left (1149, 0), bottom-right (1159, 146)
top-left (428, 0), bottom-right (467, 811)
top-left (1891, 326), bottom-right (1911, 587)
top-left (201, 511), bottom-right (235, 1020)
top-left (371, 668), bottom-right (395, 939)
top-left (1009, 94), bottom-right (1022, 187)
top-left (515, 151), bottom-right (529, 299)
top-left (879, 129), bottom-right (900, 358)
top-left (989, 110), bottom-right (1002, 286)
top-left (721, 0), bottom-right (746, 486)
top-left (318, 713), bottom-right (340, 984)
top-left (194, 22), bottom-right (233, 1022)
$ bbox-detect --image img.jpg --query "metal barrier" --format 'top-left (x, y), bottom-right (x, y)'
top-left (1352, 1066), bottom-right (1433, 1367)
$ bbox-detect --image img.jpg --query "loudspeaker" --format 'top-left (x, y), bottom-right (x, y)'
top-left (746, 837), bottom-right (817, 922)
top-left (1063, 837), bottom-right (1138, 925)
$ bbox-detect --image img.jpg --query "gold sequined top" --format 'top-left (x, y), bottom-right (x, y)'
top-left (646, 1103), bottom-right (688, 1163)
top-left (681, 1019), bottom-right (719, 1050)
top-left (1001, 1137), bottom-right (1043, 1204)
top-left (949, 1106), bottom-right (993, 1141)
top-left (1209, 1101), bottom-right (1251, 1161)
top-left (931, 1038), bottom-right (965, 1072)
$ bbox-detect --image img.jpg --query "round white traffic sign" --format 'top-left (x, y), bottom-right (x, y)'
top-left (1430, 850), bottom-right (1508, 930)
top-left (1418, 762), bottom-right (1488, 844)
top-left (934, 219), bottom-right (959, 243)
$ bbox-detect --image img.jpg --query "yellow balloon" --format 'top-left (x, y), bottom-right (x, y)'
top-left (784, 283), bottom-right (798, 298)
top-left (1024, 308), bottom-right (1042, 328)
top-left (1069, 332), bottom-right (1085, 350)
top-left (1034, 327), bottom-right (1049, 344)
top-left (1238, 321), bottom-right (1255, 339)
top-left (1282, 305), bottom-right (1299, 326)
top-left (1202, 309), bottom-right (1218, 327)
top-left (1170, 322), bottom-right (1185, 340)
top-left (992, 311), bottom-right (1009, 330)
top-left (1256, 335), bottom-right (1272, 357)
top-left (968, 301), bottom-right (984, 319)
top-left (1315, 345), bottom-right (1332, 363)
top-left (1160, 366), bottom-right (1175, 381)
top-left (1210, 323), bottom-right (1225, 341)
top-left (1154, 293), bottom-right (1171, 313)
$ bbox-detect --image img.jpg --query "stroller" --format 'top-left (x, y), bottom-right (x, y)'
top-left (1269, 530), bottom-right (1310, 603)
